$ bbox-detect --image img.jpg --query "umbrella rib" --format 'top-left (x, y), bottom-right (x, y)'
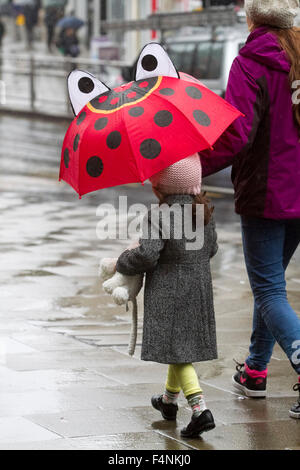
top-left (154, 92), bottom-right (213, 150)
top-left (76, 113), bottom-right (90, 197)
top-left (120, 89), bottom-right (213, 186)
top-left (121, 106), bottom-right (144, 184)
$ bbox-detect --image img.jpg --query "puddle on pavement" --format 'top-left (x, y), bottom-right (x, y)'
top-left (15, 270), bottom-right (56, 278)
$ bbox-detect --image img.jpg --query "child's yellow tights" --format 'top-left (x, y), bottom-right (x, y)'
top-left (165, 363), bottom-right (202, 398)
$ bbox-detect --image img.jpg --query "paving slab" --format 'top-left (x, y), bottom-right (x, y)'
top-left (0, 367), bottom-right (116, 393)
top-left (71, 432), bottom-right (191, 451)
top-left (0, 417), bottom-right (60, 444)
top-left (27, 408), bottom-right (157, 438)
top-left (158, 420), bottom-right (300, 450)
top-left (199, 396), bottom-right (299, 425)
top-left (9, 331), bottom-right (94, 352)
top-left (4, 347), bottom-right (140, 373)
top-left (0, 387), bottom-right (109, 417)
top-left (0, 438), bottom-right (77, 451)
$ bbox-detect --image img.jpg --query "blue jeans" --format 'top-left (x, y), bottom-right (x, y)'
top-left (241, 216), bottom-right (300, 375)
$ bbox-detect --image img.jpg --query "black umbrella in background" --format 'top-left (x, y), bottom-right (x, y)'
top-left (57, 16), bottom-right (84, 31)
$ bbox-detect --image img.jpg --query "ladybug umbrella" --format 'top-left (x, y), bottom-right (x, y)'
top-left (60, 43), bottom-right (242, 197)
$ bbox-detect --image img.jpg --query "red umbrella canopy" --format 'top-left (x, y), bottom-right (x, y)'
top-left (60, 43), bottom-right (242, 197)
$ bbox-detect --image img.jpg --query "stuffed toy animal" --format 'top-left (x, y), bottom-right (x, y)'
top-left (99, 257), bottom-right (144, 356)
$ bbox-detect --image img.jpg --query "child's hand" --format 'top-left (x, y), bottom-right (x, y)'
top-left (128, 240), bottom-right (140, 251)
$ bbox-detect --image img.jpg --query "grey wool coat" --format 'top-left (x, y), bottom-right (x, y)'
top-left (116, 194), bottom-right (218, 365)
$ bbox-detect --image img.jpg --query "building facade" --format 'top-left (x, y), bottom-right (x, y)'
top-left (67, 0), bottom-right (205, 60)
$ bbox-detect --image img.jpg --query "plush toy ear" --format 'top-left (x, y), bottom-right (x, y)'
top-left (135, 43), bottom-right (179, 81)
top-left (68, 70), bottom-right (110, 116)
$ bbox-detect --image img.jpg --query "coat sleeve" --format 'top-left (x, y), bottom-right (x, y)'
top-left (200, 57), bottom-right (265, 177)
top-left (116, 210), bottom-right (166, 276)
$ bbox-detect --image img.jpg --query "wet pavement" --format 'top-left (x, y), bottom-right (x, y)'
top-left (0, 114), bottom-right (299, 450)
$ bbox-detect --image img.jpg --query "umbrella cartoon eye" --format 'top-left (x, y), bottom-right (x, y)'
top-left (68, 70), bottom-right (110, 116)
top-left (135, 43), bottom-right (179, 82)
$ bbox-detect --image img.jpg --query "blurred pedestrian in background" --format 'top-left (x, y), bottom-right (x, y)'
top-left (0, 16), bottom-right (5, 49)
top-left (200, 0), bottom-right (300, 419)
top-left (56, 27), bottom-right (79, 58)
top-left (23, 0), bottom-right (40, 49)
top-left (56, 15), bottom-right (84, 59)
top-left (44, 4), bottom-right (65, 53)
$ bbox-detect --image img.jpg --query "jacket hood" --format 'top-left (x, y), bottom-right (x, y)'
top-left (239, 26), bottom-right (291, 73)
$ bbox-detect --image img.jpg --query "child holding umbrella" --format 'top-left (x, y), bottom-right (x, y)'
top-left (60, 43), bottom-right (242, 438)
top-left (116, 154), bottom-right (219, 438)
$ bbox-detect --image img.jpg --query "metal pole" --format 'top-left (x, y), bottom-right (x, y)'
top-left (151, 0), bottom-right (158, 39)
top-left (29, 55), bottom-right (35, 111)
top-left (94, 0), bottom-right (101, 38)
top-left (66, 62), bottom-right (70, 114)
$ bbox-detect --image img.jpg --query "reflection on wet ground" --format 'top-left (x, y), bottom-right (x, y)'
top-left (0, 115), bottom-right (299, 450)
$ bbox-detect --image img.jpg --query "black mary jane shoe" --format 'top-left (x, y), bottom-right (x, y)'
top-left (151, 395), bottom-right (178, 421)
top-left (181, 409), bottom-right (216, 438)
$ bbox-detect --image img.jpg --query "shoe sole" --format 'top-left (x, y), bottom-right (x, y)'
top-left (289, 410), bottom-right (300, 419)
top-left (232, 376), bottom-right (267, 398)
top-left (181, 422), bottom-right (216, 439)
top-left (161, 413), bottom-right (176, 421)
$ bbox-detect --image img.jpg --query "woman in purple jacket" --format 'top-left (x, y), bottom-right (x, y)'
top-left (200, 0), bottom-right (300, 419)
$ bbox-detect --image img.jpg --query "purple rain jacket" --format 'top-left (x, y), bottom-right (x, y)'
top-left (200, 26), bottom-right (300, 220)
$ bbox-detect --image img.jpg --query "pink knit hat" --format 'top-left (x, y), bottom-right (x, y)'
top-left (150, 153), bottom-right (202, 195)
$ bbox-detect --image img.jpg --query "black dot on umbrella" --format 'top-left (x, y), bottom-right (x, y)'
top-left (140, 139), bottom-right (161, 159)
top-left (107, 131), bottom-right (122, 150)
top-left (94, 117), bottom-right (108, 130)
top-left (141, 54), bottom-right (158, 72)
top-left (77, 111), bottom-right (86, 125)
top-left (78, 77), bottom-right (95, 94)
top-left (159, 88), bottom-right (175, 96)
top-left (64, 148), bottom-right (70, 168)
top-left (154, 110), bottom-right (173, 127)
top-left (86, 156), bottom-right (104, 178)
top-left (129, 106), bottom-right (144, 117)
top-left (186, 86), bottom-right (202, 99)
top-left (193, 110), bottom-right (211, 127)
top-left (73, 134), bottom-right (80, 151)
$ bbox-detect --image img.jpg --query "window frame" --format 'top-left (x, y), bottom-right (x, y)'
top-left (166, 42), bottom-right (197, 77)
top-left (193, 40), bottom-right (225, 80)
